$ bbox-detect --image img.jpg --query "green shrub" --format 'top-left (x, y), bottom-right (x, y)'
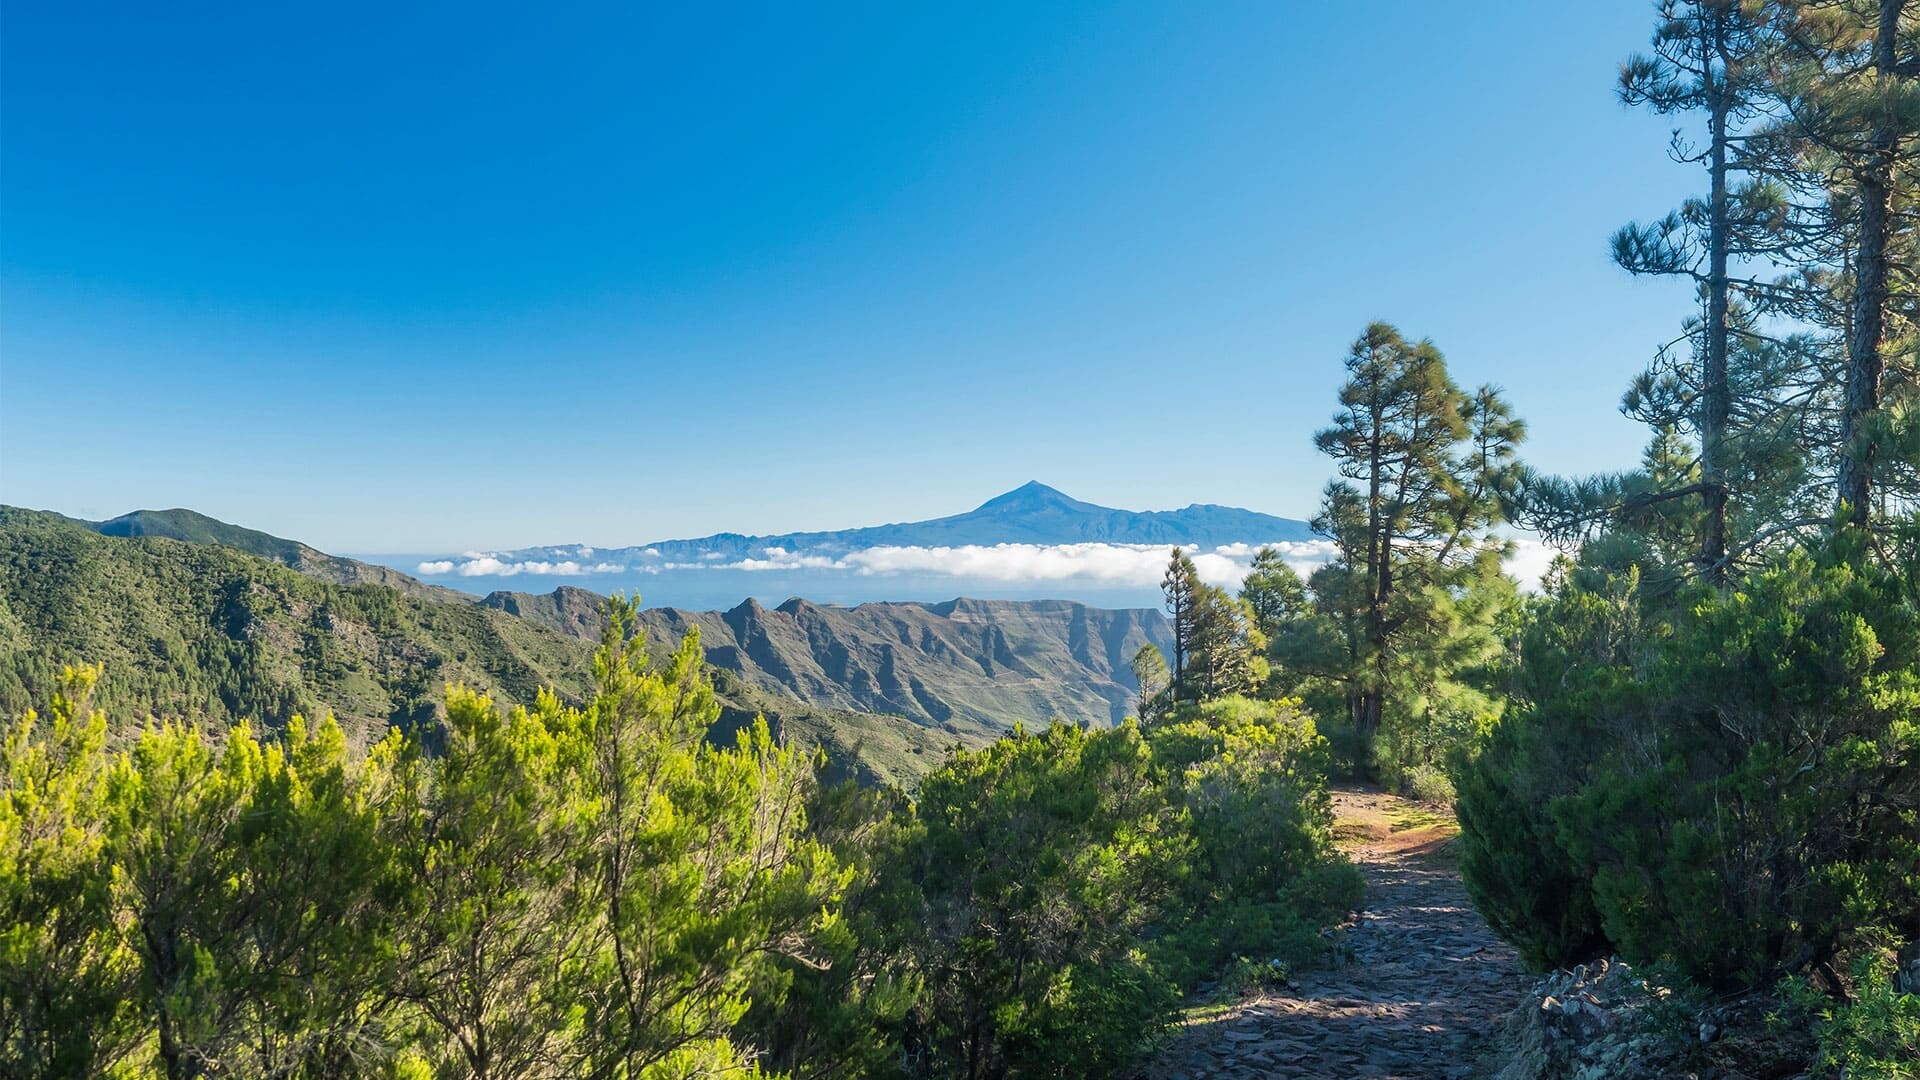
top-left (1457, 547), bottom-right (1920, 989)
top-left (1783, 952), bottom-right (1920, 1080)
top-left (1398, 763), bottom-right (1456, 804)
top-left (1453, 712), bottom-right (1610, 971)
top-left (1567, 552), bottom-right (1920, 989)
top-left (899, 721), bottom-right (1187, 1078)
top-left (1147, 696), bottom-right (1360, 980)
top-left (1452, 568), bottom-right (1650, 971)
top-left (753, 696), bottom-right (1359, 1078)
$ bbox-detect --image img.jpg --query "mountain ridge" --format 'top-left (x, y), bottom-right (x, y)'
top-left (446, 482), bottom-right (1315, 569)
top-left (0, 507), bottom-right (961, 785)
top-left (477, 584), bottom-right (1173, 733)
top-left (89, 507), bottom-right (474, 604)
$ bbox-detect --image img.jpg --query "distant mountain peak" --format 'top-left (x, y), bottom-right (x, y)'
top-left (417, 483), bottom-right (1317, 578)
top-left (973, 481), bottom-right (1087, 514)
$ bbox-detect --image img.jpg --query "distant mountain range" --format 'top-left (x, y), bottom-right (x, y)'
top-left (429, 481), bottom-right (1317, 571)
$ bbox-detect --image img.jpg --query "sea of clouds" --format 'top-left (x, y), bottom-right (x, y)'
top-left (415, 537), bottom-right (1560, 590)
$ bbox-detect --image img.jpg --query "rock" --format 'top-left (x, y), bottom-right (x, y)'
top-left (1897, 951), bottom-right (1920, 996)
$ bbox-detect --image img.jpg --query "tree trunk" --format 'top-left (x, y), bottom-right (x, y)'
top-left (157, 1013), bottom-right (185, 1080)
top-left (1363, 534), bottom-right (1391, 738)
top-left (1837, 0), bottom-right (1902, 527)
top-left (1361, 371), bottom-right (1386, 735)
top-left (148, 922), bottom-right (196, 1080)
top-left (1163, 554), bottom-right (1191, 702)
top-left (1358, 687), bottom-right (1384, 738)
top-left (1700, 6), bottom-right (1732, 581)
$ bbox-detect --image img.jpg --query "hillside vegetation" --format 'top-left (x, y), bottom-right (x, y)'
top-left (0, 506), bottom-right (595, 748)
top-left (91, 507), bottom-right (474, 603)
top-left (1, 599), bottom-right (1359, 1079)
top-left (0, 508), bottom-right (956, 784)
top-left (1, 506), bottom-right (1182, 783)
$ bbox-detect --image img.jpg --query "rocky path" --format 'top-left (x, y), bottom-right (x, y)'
top-left (1146, 788), bottom-right (1525, 1079)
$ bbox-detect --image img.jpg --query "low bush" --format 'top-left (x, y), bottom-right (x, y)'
top-left (1456, 545), bottom-right (1920, 990)
top-left (752, 696), bottom-right (1359, 1078)
top-left (1784, 951), bottom-right (1920, 1080)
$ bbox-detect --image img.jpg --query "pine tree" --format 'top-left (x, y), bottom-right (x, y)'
top-left (573, 597), bottom-right (838, 1077)
top-left (1767, 0), bottom-right (1919, 527)
top-left (0, 666), bottom-right (140, 1079)
top-left (1612, 0), bottom-right (1780, 579)
top-left (1308, 324), bottom-right (1521, 738)
top-left (393, 686), bottom-right (597, 1079)
top-left (1162, 550), bottom-right (1202, 703)
top-left (1161, 551), bottom-right (1261, 705)
top-left (1240, 547), bottom-right (1309, 642)
top-left (1131, 644), bottom-right (1169, 723)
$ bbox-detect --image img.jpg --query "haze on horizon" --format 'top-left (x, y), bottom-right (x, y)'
top-left (2, 3), bottom-right (1695, 551)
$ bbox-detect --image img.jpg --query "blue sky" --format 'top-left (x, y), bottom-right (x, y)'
top-left (2, 2), bottom-right (1694, 553)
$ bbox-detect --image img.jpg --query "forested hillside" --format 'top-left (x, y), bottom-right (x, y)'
top-left (89, 507), bottom-right (474, 603)
top-left (0, 508), bottom-right (957, 784)
top-left (0, 507), bottom-right (1186, 788)
top-left (0, 507), bottom-right (595, 747)
top-left (2, 500), bottom-right (1179, 762)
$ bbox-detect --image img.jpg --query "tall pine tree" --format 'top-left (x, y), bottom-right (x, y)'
top-left (1612, 0), bottom-right (1780, 579)
top-left (1309, 324), bottom-right (1522, 739)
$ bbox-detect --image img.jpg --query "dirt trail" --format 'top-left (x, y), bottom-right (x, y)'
top-left (1146, 788), bottom-right (1525, 1079)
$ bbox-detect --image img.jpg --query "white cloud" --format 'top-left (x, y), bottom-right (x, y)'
top-left (418, 540), bottom-right (1342, 586)
top-left (410, 536), bottom-right (1588, 594)
top-left (734, 554), bottom-right (843, 571)
top-left (417, 556), bottom-right (627, 577)
top-left (1504, 537), bottom-right (1563, 592)
top-left (840, 540), bottom-right (1338, 588)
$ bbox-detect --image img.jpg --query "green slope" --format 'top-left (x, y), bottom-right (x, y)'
top-left (0, 506), bottom-right (596, 748)
top-left (0, 508), bottom-right (961, 782)
top-left (24, 505), bottom-right (1172, 743)
top-left (2, 505), bottom-right (1162, 783)
top-left (92, 507), bottom-right (476, 604)
top-left (94, 507), bottom-right (309, 560)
